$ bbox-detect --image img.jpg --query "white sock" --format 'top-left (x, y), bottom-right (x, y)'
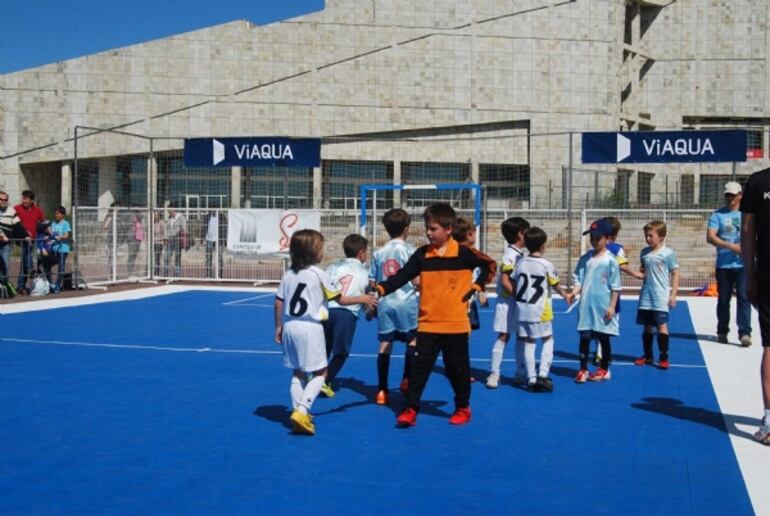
top-left (764, 409), bottom-right (770, 427)
top-left (290, 376), bottom-right (303, 410)
top-left (524, 341), bottom-right (537, 381)
top-left (539, 336), bottom-right (554, 378)
top-left (298, 374), bottom-right (325, 413)
top-left (490, 338), bottom-right (506, 374)
top-left (515, 339), bottom-right (526, 377)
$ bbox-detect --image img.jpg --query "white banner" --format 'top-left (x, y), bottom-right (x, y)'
top-left (227, 209), bottom-right (321, 256)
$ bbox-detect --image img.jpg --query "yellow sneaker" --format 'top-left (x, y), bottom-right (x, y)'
top-left (320, 383), bottom-right (335, 398)
top-left (290, 410), bottom-right (316, 435)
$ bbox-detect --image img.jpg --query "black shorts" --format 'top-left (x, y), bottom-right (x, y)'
top-left (325, 308), bottom-right (358, 355)
top-left (759, 286), bottom-right (770, 347)
top-left (636, 309), bottom-right (669, 327)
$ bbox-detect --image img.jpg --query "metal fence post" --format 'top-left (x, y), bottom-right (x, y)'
top-left (566, 133), bottom-right (574, 285)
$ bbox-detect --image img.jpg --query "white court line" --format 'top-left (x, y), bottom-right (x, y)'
top-left (0, 336), bottom-right (706, 368)
top-left (221, 293), bottom-right (274, 306)
top-left (686, 297), bottom-right (768, 514)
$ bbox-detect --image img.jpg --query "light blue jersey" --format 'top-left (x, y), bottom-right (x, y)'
top-left (708, 207), bottom-right (743, 269)
top-left (327, 258), bottom-right (370, 315)
top-left (573, 250), bottom-right (621, 336)
top-left (369, 238), bottom-right (418, 334)
top-left (638, 245), bottom-right (679, 312)
top-left (50, 219), bottom-right (71, 254)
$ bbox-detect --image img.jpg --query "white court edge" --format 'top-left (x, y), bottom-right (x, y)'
top-left (686, 297), bottom-right (768, 514)
top-left (1, 289), bottom-right (766, 512)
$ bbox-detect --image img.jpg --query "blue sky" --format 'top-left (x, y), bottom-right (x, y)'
top-left (0, 1), bottom-right (325, 74)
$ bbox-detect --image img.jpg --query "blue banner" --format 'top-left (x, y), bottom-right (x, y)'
top-left (581, 130), bottom-right (747, 164)
top-left (184, 137), bottom-right (321, 168)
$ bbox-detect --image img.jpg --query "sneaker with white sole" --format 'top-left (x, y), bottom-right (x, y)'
top-left (755, 418), bottom-right (770, 446)
top-left (740, 335), bottom-right (752, 347)
top-left (574, 369), bottom-right (589, 383)
top-left (588, 368), bottom-right (611, 382)
top-left (320, 383), bottom-right (335, 398)
top-left (486, 372), bottom-right (500, 389)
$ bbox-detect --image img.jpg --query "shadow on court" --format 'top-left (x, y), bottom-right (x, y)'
top-left (669, 332), bottom-right (745, 347)
top-left (253, 405), bottom-right (293, 430)
top-left (631, 397), bottom-right (759, 442)
top-left (554, 349), bottom-right (640, 364)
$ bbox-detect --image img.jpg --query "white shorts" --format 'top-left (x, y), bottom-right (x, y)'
top-left (518, 321), bottom-right (553, 339)
top-left (493, 299), bottom-right (518, 334)
top-left (282, 320), bottom-right (327, 372)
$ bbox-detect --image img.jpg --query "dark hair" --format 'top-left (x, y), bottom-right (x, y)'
top-left (423, 202), bottom-right (456, 229)
top-left (289, 229), bottom-right (324, 272)
top-left (342, 233), bottom-right (368, 258)
top-left (36, 220), bottom-right (51, 233)
top-left (452, 218), bottom-right (474, 244)
top-left (21, 190), bottom-right (35, 200)
top-left (501, 217), bottom-right (530, 244)
top-left (524, 227), bottom-right (548, 253)
top-left (383, 208), bottom-right (410, 238)
top-left (604, 216), bottom-right (621, 237)
top-left (55, 206), bottom-right (66, 216)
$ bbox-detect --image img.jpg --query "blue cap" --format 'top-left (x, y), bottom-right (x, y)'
top-left (583, 218), bottom-right (613, 237)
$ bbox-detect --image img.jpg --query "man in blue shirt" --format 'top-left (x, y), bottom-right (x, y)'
top-left (708, 181), bottom-right (751, 346)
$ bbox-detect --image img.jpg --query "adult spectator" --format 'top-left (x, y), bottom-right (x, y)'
top-left (165, 205), bottom-right (187, 278)
top-left (14, 190), bottom-right (45, 294)
top-left (707, 181), bottom-right (751, 346)
top-left (152, 211), bottom-right (166, 277)
top-left (203, 211), bottom-right (224, 279)
top-left (0, 190), bottom-right (28, 282)
top-left (740, 167), bottom-right (770, 445)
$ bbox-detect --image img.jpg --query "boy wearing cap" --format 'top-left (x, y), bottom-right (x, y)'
top-left (707, 181), bottom-right (752, 346)
top-left (572, 219), bottom-right (621, 382)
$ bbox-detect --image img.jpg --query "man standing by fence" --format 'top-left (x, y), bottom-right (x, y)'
top-left (0, 190), bottom-right (28, 283)
top-left (14, 190), bottom-right (45, 294)
top-left (708, 181), bottom-right (751, 346)
top-left (741, 167), bottom-right (770, 445)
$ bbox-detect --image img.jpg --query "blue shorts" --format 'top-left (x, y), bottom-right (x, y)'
top-left (378, 329), bottom-right (417, 344)
top-left (636, 309), bottom-right (669, 327)
top-left (324, 308), bottom-right (358, 355)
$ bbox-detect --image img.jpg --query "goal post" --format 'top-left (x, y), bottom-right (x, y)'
top-left (359, 182), bottom-right (482, 247)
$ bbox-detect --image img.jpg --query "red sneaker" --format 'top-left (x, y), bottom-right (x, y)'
top-left (375, 390), bottom-right (389, 405)
top-left (588, 368), bottom-right (611, 382)
top-left (658, 359), bottom-right (670, 370)
top-left (449, 407), bottom-right (472, 425)
top-left (634, 356), bottom-right (653, 366)
top-left (574, 369), bottom-right (589, 383)
top-left (396, 407), bottom-right (417, 427)
top-left (399, 377), bottom-right (409, 393)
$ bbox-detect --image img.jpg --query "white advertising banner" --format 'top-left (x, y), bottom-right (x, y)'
top-left (227, 209), bottom-right (321, 256)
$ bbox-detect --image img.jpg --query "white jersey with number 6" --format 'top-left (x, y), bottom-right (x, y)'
top-left (513, 256), bottom-right (561, 323)
top-left (276, 265), bottom-right (340, 323)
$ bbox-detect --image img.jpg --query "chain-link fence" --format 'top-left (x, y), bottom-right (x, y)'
top-left (60, 125), bottom-right (767, 290)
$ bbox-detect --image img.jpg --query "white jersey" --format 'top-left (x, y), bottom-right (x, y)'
top-left (327, 258), bottom-right (369, 315)
top-left (496, 244), bottom-right (526, 301)
top-left (276, 265), bottom-right (339, 323)
top-left (369, 238), bottom-right (418, 333)
top-left (513, 256), bottom-right (561, 322)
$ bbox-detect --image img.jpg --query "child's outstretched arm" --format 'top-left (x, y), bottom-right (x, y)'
top-left (554, 283), bottom-right (574, 305)
top-left (335, 292), bottom-right (378, 311)
top-left (604, 290), bottom-right (619, 320)
top-left (376, 249), bottom-right (422, 296)
top-left (274, 297), bottom-right (284, 344)
top-left (462, 247), bottom-right (496, 301)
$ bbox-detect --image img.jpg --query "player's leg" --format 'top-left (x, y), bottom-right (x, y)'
top-left (657, 318), bottom-right (670, 368)
top-left (401, 333), bottom-right (417, 393)
top-left (442, 333), bottom-right (473, 424)
top-left (291, 370), bottom-right (305, 410)
top-left (715, 268), bottom-right (731, 342)
top-left (488, 300), bottom-right (512, 385)
top-left (538, 333), bottom-right (554, 383)
top-left (376, 338), bottom-right (393, 404)
top-left (404, 332), bottom-right (440, 410)
top-left (594, 333), bottom-right (612, 379)
top-left (521, 336), bottom-right (537, 388)
top-left (756, 288), bottom-right (770, 444)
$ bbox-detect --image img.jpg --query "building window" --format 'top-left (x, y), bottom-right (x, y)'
top-left (747, 129), bottom-right (764, 159)
top-left (75, 159), bottom-right (99, 207)
top-left (116, 156), bottom-right (148, 207)
top-left (323, 160), bottom-right (393, 210)
top-left (479, 164), bottom-right (529, 207)
top-left (680, 174), bottom-right (694, 206)
top-left (156, 155), bottom-right (231, 209)
top-left (637, 172), bottom-right (654, 206)
top-left (242, 166), bottom-right (313, 209)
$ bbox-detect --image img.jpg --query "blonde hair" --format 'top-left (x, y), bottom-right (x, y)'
top-left (289, 229), bottom-right (324, 271)
top-left (643, 220), bottom-right (667, 238)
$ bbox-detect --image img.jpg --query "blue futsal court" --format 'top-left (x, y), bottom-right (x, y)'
top-left (0, 289), bottom-right (755, 514)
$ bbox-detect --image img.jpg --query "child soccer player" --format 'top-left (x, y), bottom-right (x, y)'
top-left (274, 229), bottom-right (374, 435)
top-left (633, 221), bottom-right (679, 369)
top-left (572, 219), bottom-right (622, 383)
top-left (453, 218), bottom-right (488, 332)
top-left (322, 234), bottom-right (378, 396)
top-left (513, 227), bottom-right (573, 392)
top-left (369, 208), bottom-right (419, 405)
top-left (486, 217), bottom-right (530, 389)
top-left (376, 203), bottom-right (495, 427)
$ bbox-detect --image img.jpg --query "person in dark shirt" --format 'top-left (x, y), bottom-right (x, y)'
top-left (740, 167), bottom-right (770, 445)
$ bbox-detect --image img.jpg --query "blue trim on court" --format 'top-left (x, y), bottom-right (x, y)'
top-left (0, 291), bottom-right (754, 514)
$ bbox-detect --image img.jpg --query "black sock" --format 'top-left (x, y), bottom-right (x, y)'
top-left (579, 336), bottom-right (591, 370)
top-left (327, 354), bottom-right (348, 385)
top-left (402, 346), bottom-right (415, 381)
top-left (642, 332), bottom-right (654, 359)
top-left (377, 353), bottom-right (391, 390)
top-left (598, 335), bottom-right (612, 370)
top-left (658, 333), bottom-right (669, 361)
